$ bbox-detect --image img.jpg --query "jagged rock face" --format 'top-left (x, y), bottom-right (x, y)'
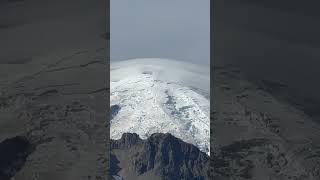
top-left (111, 133), bottom-right (209, 180)
top-left (111, 133), bottom-right (143, 149)
top-left (110, 105), bottom-right (121, 120)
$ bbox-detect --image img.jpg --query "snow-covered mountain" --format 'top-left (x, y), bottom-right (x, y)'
top-left (110, 58), bottom-right (210, 154)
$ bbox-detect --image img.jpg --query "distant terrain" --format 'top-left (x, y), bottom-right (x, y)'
top-left (211, 64), bottom-right (320, 179)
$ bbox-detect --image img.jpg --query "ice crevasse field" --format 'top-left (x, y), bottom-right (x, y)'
top-left (110, 58), bottom-right (210, 155)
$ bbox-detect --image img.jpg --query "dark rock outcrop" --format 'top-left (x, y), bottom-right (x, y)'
top-left (0, 136), bottom-right (34, 180)
top-left (111, 133), bottom-right (143, 149)
top-left (111, 133), bottom-right (209, 180)
top-left (110, 105), bottom-right (121, 120)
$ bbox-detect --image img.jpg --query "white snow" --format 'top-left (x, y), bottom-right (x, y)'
top-left (110, 58), bottom-right (210, 155)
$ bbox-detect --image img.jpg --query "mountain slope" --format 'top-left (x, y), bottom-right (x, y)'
top-left (110, 59), bottom-right (210, 154)
top-left (211, 64), bottom-right (320, 179)
top-left (111, 133), bottom-right (209, 180)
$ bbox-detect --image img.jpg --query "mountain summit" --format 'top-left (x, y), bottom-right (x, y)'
top-left (110, 59), bottom-right (210, 154)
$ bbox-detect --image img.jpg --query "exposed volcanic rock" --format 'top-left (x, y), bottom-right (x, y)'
top-left (111, 133), bottom-right (209, 180)
top-left (111, 133), bottom-right (143, 149)
top-left (110, 104), bottom-right (121, 120)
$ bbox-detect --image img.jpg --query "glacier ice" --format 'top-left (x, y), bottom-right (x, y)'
top-left (110, 58), bottom-right (210, 154)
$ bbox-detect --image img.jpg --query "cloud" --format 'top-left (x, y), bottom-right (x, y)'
top-left (110, 0), bottom-right (210, 65)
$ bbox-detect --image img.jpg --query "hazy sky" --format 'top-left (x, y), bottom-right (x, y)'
top-left (110, 0), bottom-right (210, 65)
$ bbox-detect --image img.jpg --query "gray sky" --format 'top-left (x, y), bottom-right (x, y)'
top-left (110, 0), bottom-right (210, 65)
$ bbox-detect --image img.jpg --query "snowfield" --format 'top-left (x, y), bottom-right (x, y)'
top-left (110, 58), bottom-right (210, 154)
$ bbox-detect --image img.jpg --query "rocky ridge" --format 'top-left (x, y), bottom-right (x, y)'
top-left (111, 133), bottom-right (209, 180)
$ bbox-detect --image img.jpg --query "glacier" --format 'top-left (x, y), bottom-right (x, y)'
top-left (110, 58), bottom-right (210, 154)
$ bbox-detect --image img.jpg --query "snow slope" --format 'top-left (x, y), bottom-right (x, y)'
top-left (110, 58), bottom-right (210, 154)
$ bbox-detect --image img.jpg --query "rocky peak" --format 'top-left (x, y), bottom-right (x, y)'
top-left (111, 133), bottom-right (209, 180)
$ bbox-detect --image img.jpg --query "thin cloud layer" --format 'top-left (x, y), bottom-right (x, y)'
top-left (110, 0), bottom-right (210, 65)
